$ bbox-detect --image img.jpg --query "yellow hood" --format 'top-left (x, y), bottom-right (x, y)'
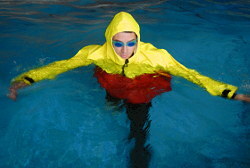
top-left (87, 11), bottom-right (141, 66)
top-left (104, 12), bottom-right (140, 65)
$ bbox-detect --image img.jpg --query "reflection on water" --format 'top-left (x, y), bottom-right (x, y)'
top-left (0, 0), bottom-right (168, 26)
top-left (1, 0), bottom-right (249, 27)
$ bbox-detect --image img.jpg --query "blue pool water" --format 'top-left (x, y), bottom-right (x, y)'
top-left (0, 0), bottom-right (250, 167)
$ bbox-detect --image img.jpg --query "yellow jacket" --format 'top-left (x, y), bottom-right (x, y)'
top-left (12, 12), bottom-right (237, 99)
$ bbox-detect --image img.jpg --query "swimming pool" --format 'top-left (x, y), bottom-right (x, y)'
top-left (0, 0), bottom-right (250, 167)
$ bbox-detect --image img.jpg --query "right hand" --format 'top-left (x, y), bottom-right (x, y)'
top-left (7, 81), bottom-right (28, 100)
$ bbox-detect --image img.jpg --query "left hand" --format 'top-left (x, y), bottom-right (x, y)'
top-left (233, 94), bottom-right (250, 103)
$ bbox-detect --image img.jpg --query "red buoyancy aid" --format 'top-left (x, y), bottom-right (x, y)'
top-left (94, 67), bottom-right (172, 104)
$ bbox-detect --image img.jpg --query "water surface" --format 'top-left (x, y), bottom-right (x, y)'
top-left (0, 0), bottom-right (250, 167)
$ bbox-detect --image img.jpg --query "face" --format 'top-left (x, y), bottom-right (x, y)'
top-left (112, 32), bottom-right (137, 59)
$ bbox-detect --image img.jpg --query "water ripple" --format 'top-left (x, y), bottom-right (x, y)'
top-left (0, 0), bottom-right (249, 28)
top-left (0, 0), bottom-right (170, 27)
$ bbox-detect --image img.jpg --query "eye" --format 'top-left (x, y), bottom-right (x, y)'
top-left (113, 41), bottom-right (123, 47)
top-left (127, 41), bottom-right (136, 47)
top-left (127, 40), bottom-right (137, 47)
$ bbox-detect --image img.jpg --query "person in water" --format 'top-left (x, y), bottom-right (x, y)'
top-left (7, 12), bottom-right (250, 167)
top-left (8, 12), bottom-right (250, 103)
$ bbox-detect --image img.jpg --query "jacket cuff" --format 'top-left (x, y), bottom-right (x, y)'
top-left (23, 76), bottom-right (35, 85)
top-left (221, 89), bottom-right (237, 99)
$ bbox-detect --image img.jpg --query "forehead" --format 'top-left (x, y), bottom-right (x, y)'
top-left (112, 32), bottom-right (137, 41)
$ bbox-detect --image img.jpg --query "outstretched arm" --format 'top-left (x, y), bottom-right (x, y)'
top-left (7, 45), bottom-right (99, 101)
top-left (159, 49), bottom-right (250, 103)
top-left (7, 58), bottom-right (87, 101)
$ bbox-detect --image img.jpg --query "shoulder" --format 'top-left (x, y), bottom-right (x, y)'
top-left (79, 44), bottom-right (102, 53)
top-left (139, 42), bottom-right (171, 61)
top-left (139, 41), bottom-right (157, 50)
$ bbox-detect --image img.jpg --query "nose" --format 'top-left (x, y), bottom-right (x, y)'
top-left (121, 46), bottom-right (128, 54)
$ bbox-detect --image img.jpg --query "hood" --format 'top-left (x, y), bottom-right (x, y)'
top-left (104, 11), bottom-right (141, 65)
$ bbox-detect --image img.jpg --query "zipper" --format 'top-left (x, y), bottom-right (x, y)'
top-left (121, 59), bottom-right (129, 76)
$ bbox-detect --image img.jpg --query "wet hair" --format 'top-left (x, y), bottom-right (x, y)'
top-left (123, 31), bottom-right (134, 33)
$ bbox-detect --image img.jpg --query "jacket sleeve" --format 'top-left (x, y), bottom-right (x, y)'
top-left (11, 45), bottom-right (96, 85)
top-left (162, 50), bottom-right (238, 99)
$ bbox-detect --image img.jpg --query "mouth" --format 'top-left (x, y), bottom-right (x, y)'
top-left (120, 54), bottom-right (128, 58)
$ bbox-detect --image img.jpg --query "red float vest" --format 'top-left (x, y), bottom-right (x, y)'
top-left (94, 67), bottom-right (172, 104)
